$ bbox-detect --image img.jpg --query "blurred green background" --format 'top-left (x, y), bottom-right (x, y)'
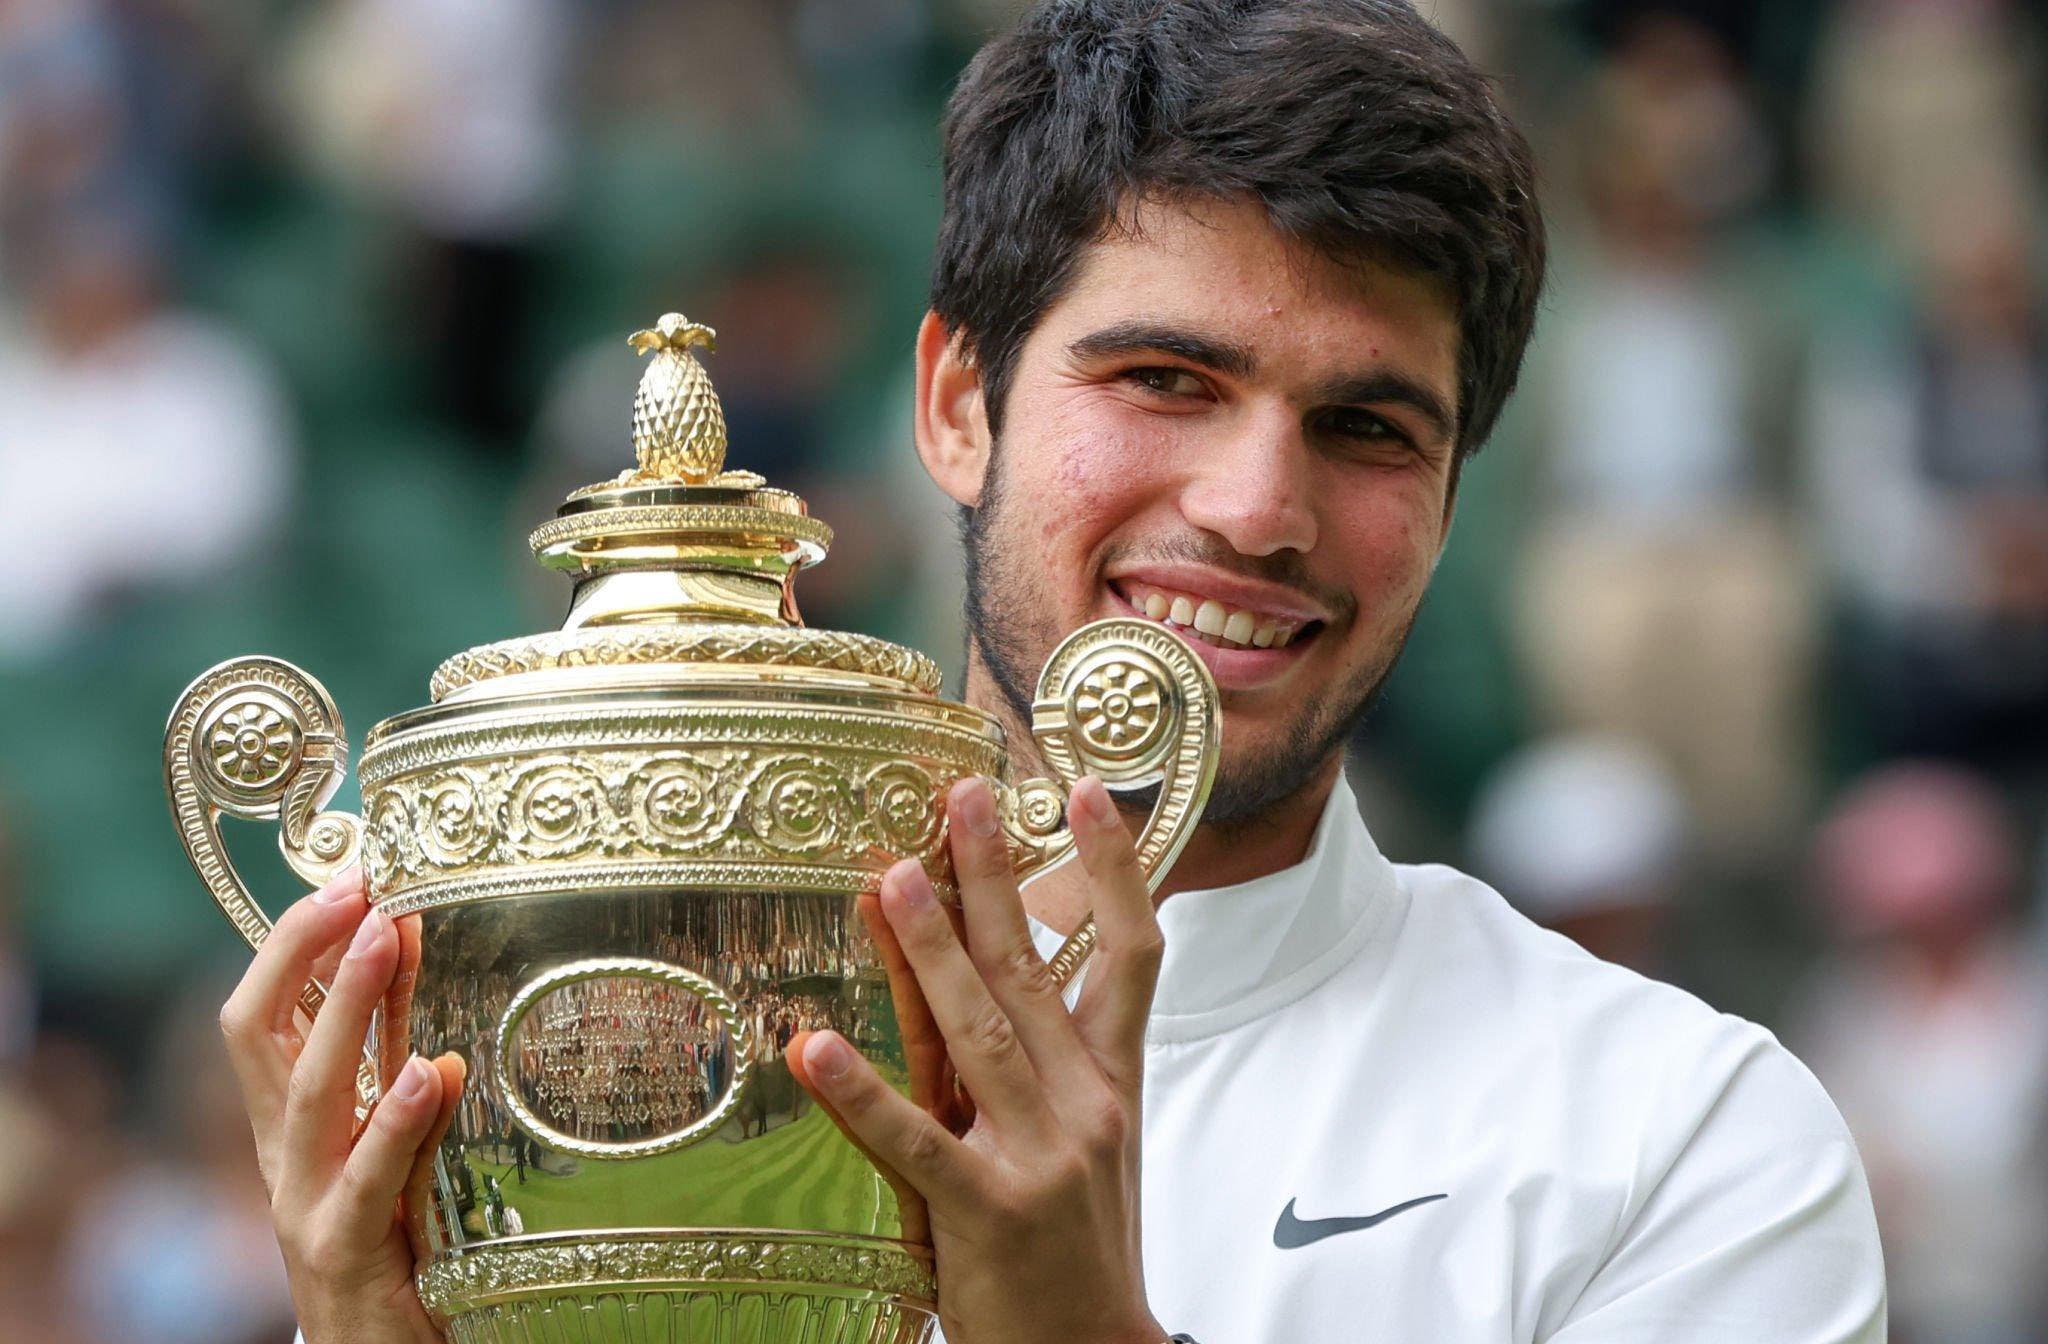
top-left (1, 1), bottom-right (2045, 1339)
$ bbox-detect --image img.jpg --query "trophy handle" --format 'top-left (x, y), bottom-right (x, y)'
top-left (165, 656), bottom-right (378, 1113)
top-left (994, 618), bottom-right (1220, 986)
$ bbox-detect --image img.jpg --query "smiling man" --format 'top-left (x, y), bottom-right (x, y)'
top-left (230, 2), bottom-right (1885, 1342)
top-left (795, 2), bottom-right (1884, 1340)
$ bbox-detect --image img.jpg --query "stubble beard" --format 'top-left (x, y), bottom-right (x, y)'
top-left (960, 452), bottom-right (1415, 832)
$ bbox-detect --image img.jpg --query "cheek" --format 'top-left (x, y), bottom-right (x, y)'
top-left (1047, 446), bottom-right (1116, 537)
top-left (1327, 483), bottom-right (1446, 618)
top-left (1030, 402), bottom-right (1179, 548)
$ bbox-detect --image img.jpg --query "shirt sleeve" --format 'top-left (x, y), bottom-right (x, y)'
top-left (1548, 1032), bottom-right (1887, 1342)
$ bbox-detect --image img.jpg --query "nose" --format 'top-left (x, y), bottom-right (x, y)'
top-left (1177, 407), bottom-right (1319, 557)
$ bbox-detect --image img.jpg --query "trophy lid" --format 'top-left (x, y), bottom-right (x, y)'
top-left (430, 313), bottom-right (941, 703)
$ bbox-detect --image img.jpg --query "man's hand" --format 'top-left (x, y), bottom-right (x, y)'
top-left (787, 775), bottom-right (1168, 1344)
top-left (217, 867), bottom-right (464, 1343)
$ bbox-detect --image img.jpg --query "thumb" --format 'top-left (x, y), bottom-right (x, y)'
top-left (785, 1032), bottom-right (929, 1244)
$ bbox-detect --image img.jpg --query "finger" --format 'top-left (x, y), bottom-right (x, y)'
top-left (386, 912), bottom-right (425, 1048)
top-left (784, 1031), bottom-right (930, 1243)
top-left (219, 869), bottom-right (368, 1123)
top-left (297, 878), bottom-right (384, 1030)
top-left (854, 890), bottom-right (959, 1129)
top-left (283, 905), bottom-right (399, 1173)
top-left (798, 1031), bottom-right (978, 1199)
top-left (1067, 777), bottom-right (1164, 1084)
top-left (304, 935), bottom-right (349, 1013)
top-left (947, 778), bottom-right (1096, 1086)
top-left (400, 1054), bottom-right (468, 1261)
top-left (330, 1054), bottom-right (443, 1242)
top-left (880, 858), bottom-right (1054, 1134)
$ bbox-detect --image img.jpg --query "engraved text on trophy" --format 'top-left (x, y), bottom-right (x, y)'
top-left (497, 960), bottom-right (751, 1157)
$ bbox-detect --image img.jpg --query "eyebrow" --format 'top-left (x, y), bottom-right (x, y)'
top-left (1066, 319), bottom-right (1458, 445)
top-left (1065, 321), bottom-right (1258, 380)
top-left (1313, 372), bottom-right (1458, 445)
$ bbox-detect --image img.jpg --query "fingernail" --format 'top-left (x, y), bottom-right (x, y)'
top-left (951, 778), bottom-right (998, 838)
top-left (388, 1055), bottom-right (430, 1103)
top-left (347, 909), bottom-right (387, 958)
top-left (312, 866), bottom-right (362, 904)
top-left (1080, 777), bottom-right (1118, 827)
top-left (891, 860), bottom-right (937, 910)
top-left (805, 1032), bottom-right (853, 1082)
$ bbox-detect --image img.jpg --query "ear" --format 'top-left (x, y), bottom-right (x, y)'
top-left (913, 311), bottom-right (992, 507)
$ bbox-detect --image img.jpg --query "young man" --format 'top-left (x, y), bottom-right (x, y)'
top-left (224, 2), bottom-right (1886, 1341)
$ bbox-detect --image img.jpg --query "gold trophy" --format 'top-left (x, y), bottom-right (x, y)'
top-left (164, 313), bottom-right (1219, 1342)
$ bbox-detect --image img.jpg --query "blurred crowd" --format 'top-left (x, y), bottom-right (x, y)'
top-left (0, 0), bottom-right (2043, 1338)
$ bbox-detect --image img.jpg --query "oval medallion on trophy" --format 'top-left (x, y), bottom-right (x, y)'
top-left (494, 958), bottom-right (752, 1160)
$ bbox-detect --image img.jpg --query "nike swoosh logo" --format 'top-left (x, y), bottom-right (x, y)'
top-left (1273, 1193), bottom-right (1449, 1248)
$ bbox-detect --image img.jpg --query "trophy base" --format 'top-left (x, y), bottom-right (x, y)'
top-left (421, 1230), bottom-right (937, 1344)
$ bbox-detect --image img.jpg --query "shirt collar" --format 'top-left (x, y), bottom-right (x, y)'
top-left (1032, 773), bottom-right (1398, 1042)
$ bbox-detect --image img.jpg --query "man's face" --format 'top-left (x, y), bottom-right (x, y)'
top-left (948, 196), bottom-right (1461, 824)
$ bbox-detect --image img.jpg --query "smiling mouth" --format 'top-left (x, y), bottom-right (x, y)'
top-left (1110, 579), bottom-right (1325, 653)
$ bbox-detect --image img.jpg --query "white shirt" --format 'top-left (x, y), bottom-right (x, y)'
top-left (1032, 776), bottom-right (1886, 1342)
top-left (299, 779), bottom-right (1886, 1344)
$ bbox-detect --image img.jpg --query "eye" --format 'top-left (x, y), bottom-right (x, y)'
top-left (1316, 407), bottom-right (1407, 443)
top-left (1126, 367), bottom-right (1208, 398)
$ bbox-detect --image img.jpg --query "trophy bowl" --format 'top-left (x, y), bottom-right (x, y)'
top-left (164, 313), bottom-right (1219, 1343)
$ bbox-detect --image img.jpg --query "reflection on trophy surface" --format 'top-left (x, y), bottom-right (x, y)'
top-left (165, 312), bottom-right (1219, 1342)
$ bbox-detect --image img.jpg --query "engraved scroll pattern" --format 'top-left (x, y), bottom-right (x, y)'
top-left (1021, 621), bottom-right (1220, 985)
top-left (441, 1292), bottom-right (928, 1344)
top-left (417, 1231), bottom-right (938, 1316)
top-left (364, 747), bottom-right (972, 912)
top-left (164, 656), bottom-right (377, 1111)
top-left (429, 625), bottom-right (942, 702)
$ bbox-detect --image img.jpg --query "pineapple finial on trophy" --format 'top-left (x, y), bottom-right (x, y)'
top-left (627, 312), bottom-right (738, 485)
top-left (536, 307), bottom-right (825, 624)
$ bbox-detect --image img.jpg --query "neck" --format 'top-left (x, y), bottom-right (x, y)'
top-left (962, 651), bottom-right (1339, 935)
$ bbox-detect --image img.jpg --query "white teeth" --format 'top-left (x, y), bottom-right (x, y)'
top-left (1123, 582), bottom-right (1307, 651)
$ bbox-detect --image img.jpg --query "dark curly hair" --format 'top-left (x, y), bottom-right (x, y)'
top-left (931, 0), bottom-right (1545, 457)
